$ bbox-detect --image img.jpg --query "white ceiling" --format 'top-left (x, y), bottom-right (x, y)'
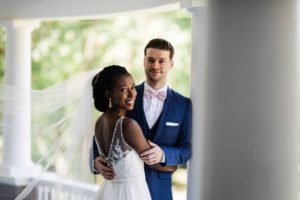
top-left (0, 0), bottom-right (181, 21)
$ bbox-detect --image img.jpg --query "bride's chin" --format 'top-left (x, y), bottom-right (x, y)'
top-left (127, 106), bottom-right (134, 110)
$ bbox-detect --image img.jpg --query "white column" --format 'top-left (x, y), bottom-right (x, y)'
top-left (181, 1), bottom-right (206, 200)
top-left (203, 1), bottom-right (298, 200)
top-left (0, 20), bottom-right (41, 183)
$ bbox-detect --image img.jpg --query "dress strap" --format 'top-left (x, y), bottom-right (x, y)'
top-left (106, 117), bottom-right (124, 157)
top-left (94, 135), bottom-right (103, 156)
top-left (94, 117), bottom-right (124, 158)
top-left (106, 116), bottom-right (132, 167)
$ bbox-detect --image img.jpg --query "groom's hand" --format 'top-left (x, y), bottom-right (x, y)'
top-left (140, 141), bottom-right (164, 165)
top-left (94, 156), bottom-right (115, 180)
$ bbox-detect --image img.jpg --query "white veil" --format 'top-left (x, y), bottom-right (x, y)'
top-left (0, 68), bottom-right (101, 199)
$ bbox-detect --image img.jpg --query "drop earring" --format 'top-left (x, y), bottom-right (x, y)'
top-left (109, 98), bottom-right (112, 108)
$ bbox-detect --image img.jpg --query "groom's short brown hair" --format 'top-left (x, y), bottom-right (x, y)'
top-left (144, 38), bottom-right (174, 60)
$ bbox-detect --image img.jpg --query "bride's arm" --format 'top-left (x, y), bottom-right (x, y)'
top-left (149, 164), bottom-right (177, 172)
top-left (122, 118), bottom-right (176, 172)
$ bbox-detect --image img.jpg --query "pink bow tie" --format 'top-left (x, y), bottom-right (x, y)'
top-left (144, 89), bottom-right (166, 102)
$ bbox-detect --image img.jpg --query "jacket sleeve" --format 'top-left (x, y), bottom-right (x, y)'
top-left (161, 99), bottom-right (192, 166)
top-left (89, 136), bottom-right (100, 174)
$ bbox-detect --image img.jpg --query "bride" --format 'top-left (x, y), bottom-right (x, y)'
top-left (91, 65), bottom-right (175, 200)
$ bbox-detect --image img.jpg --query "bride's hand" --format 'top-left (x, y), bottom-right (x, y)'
top-left (94, 156), bottom-right (115, 180)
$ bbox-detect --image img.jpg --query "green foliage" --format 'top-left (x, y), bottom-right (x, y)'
top-left (0, 28), bottom-right (5, 83)
top-left (30, 10), bottom-right (191, 95)
top-left (172, 167), bottom-right (188, 190)
top-left (0, 10), bottom-right (191, 93)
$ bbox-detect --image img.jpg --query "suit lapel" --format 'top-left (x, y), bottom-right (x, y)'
top-left (134, 83), bottom-right (150, 137)
top-left (153, 87), bottom-right (174, 141)
top-left (135, 83), bottom-right (144, 117)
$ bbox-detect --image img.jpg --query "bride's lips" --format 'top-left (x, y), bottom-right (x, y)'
top-left (125, 99), bottom-right (135, 105)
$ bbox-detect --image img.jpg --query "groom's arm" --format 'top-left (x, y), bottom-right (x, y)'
top-left (89, 136), bottom-right (115, 179)
top-left (160, 100), bottom-right (192, 166)
top-left (140, 99), bottom-right (192, 167)
top-left (140, 140), bottom-right (177, 172)
top-left (89, 136), bottom-right (100, 174)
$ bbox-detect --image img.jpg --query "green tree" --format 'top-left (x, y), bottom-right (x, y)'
top-left (0, 28), bottom-right (5, 83)
top-left (30, 10), bottom-right (191, 95)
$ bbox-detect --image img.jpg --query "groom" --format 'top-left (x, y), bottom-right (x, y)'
top-left (90, 38), bottom-right (192, 200)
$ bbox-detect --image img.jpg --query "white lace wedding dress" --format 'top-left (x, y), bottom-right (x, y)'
top-left (94, 117), bottom-right (151, 200)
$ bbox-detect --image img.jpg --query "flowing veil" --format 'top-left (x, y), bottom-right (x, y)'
top-left (0, 68), bottom-right (102, 199)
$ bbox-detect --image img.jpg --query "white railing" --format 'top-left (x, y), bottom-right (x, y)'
top-left (36, 173), bottom-right (98, 200)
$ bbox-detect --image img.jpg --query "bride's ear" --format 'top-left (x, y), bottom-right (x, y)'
top-left (104, 90), bottom-right (111, 99)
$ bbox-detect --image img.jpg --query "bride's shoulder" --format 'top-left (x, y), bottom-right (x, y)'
top-left (122, 117), bottom-right (139, 129)
top-left (122, 117), bottom-right (142, 135)
top-left (121, 117), bottom-right (145, 150)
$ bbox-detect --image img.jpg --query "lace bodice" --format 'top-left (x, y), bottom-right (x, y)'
top-left (95, 117), bottom-right (146, 181)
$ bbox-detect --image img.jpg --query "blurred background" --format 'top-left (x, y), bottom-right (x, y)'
top-left (0, 9), bottom-right (191, 199)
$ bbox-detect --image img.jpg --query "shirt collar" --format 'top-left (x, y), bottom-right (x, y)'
top-left (144, 82), bottom-right (168, 95)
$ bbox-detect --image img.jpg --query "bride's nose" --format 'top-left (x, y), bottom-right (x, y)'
top-left (127, 88), bottom-right (136, 98)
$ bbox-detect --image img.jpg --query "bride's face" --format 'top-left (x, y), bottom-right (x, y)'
top-left (110, 74), bottom-right (137, 114)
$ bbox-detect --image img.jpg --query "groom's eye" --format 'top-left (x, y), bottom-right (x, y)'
top-left (159, 60), bottom-right (166, 64)
top-left (147, 58), bottom-right (155, 63)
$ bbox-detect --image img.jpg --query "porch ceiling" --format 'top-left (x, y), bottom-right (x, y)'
top-left (0, 0), bottom-right (179, 21)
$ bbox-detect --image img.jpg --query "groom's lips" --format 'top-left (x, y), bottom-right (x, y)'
top-left (150, 71), bottom-right (161, 75)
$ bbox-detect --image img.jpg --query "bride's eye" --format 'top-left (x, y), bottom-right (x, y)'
top-left (120, 87), bottom-right (127, 92)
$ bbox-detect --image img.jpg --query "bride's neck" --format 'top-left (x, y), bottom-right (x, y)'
top-left (105, 109), bottom-right (125, 118)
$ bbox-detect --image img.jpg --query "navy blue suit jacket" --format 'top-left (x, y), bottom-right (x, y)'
top-left (91, 83), bottom-right (192, 200)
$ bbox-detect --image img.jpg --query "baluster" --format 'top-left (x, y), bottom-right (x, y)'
top-left (43, 187), bottom-right (49, 200)
top-left (50, 187), bottom-right (56, 200)
top-left (37, 186), bottom-right (44, 200)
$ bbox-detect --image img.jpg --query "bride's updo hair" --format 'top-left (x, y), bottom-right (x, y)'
top-left (92, 65), bottom-right (129, 112)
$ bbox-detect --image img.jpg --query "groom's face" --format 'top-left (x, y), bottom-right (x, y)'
top-left (144, 48), bottom-right (173, 85)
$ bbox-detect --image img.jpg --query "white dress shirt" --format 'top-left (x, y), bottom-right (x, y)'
top-left (143, 82), bottom-right (167, 129)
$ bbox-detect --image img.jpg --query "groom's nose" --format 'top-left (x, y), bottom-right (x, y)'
top-left (150, 60), bottom-right (160, 69)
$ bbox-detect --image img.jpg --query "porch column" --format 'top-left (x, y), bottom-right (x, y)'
top-left (203, 1), bottom-right (298, 200)
top-left (0, 20), bottom-right (40, 183)
top-left (180, 1), bottom-right (206, 200)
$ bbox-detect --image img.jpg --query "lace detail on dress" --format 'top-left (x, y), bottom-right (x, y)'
top-left (109, 138), bottom-right (131, 167)
top-left (93, 117), bottom-right (151, 200)
top-left (97, 117), bottom-right (132, 167)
